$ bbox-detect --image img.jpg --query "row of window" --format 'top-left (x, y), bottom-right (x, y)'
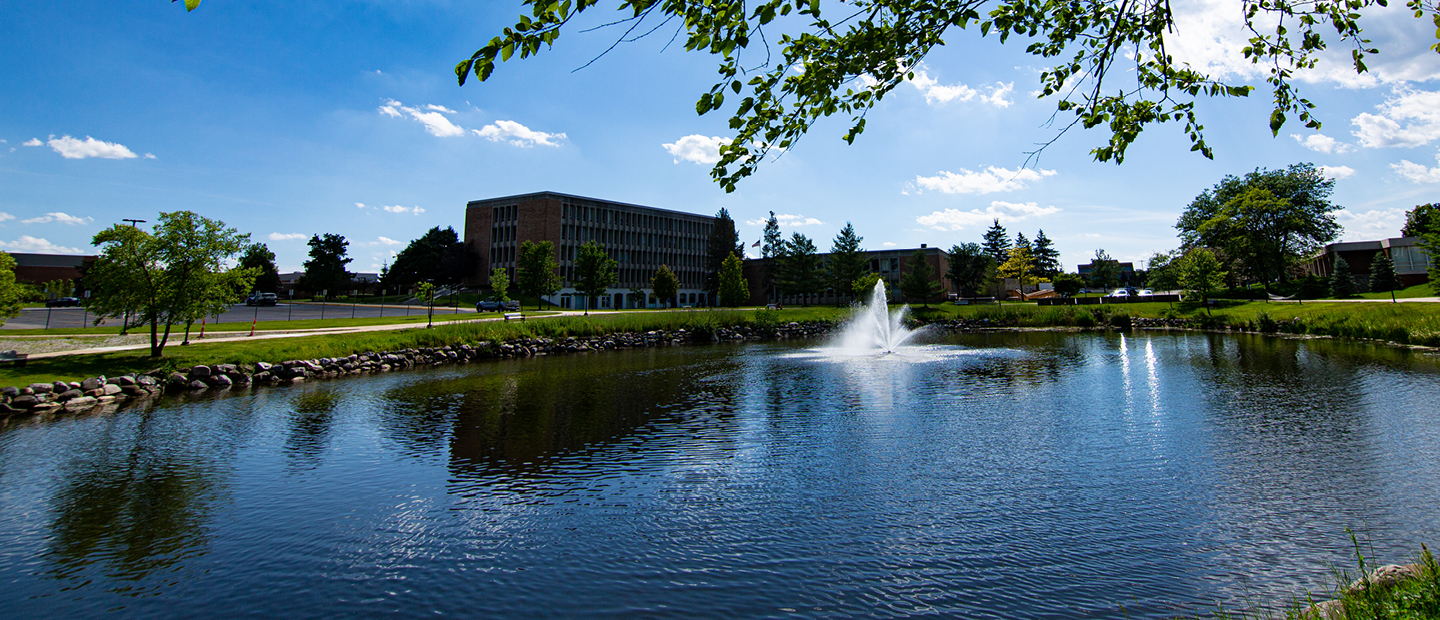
top-left (561, 203), bottom-right (710, 237)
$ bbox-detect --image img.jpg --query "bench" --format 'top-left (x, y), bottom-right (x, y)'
top-left (0, 350), bottom-right (27, 367)
top-left (503, 312), bottom-right (525, 321)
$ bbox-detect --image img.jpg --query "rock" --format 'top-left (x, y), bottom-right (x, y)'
top-left (117, 375), bottom-right (137, 386)
top-left (10, 395), bottom-right (37, 409)
top-left (63, 396), bottom-right (98, 411)
top-left (253, 371), bottom-right (271, 382)
top-left (1344, 564), bottom-right (1422, 595)
top-left (254, 361), bottom-right (272, 373)
top-left (102, 384), bottom-right (122, 396)
top-left (28, 383), bottom-right (53, 394)
top-left (31, 402), bottom-right (61, 413)
top-left (0, 403), bottom-right (24, 415)
top-left (55, 389), bottom-right (84, 402)
top-left (167, 373), bottom-right (189, 390)
top-left (188, 380), bottom-right (209, 390)
top-left (136, 375), bottom-right (158, 387)
top-left (205, 374), bottom-right (233, 388)
top-left (189, 365), bottom-right (211, 378)
top-left (18, 387), bottom-right (33, 396)
top-left (1, 386), bottom-right (17, 398)
top-left (1301, 599), bottom-right (1344, 619)
top-left (80, 377), bottom-right (105, 391)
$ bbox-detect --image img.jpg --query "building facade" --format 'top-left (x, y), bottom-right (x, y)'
top-left (464, 191), bottom-right (717, 309)
top-left (10, 253), bottom-right (93, 285)
top-left (742, 246), bottom-right (952, 306)
top-left (1301, 236), bottom-right (1432, 289)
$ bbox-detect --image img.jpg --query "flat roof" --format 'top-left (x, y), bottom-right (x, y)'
top-left (466, 191), bottom-right (715, 220)
top-left (8, 253), bottom-right (92, 267)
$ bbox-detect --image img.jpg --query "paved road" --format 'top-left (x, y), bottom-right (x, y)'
top-left (4, 302), bottom-right (480, 330)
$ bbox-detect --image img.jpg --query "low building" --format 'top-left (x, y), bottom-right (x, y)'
top-left (1076, 260), bottom-right (1136, 287)
top-left (742, 245), bottom-right (952, 306)
top-left (9, 252), bottom-right (93, 285)
top-left (1301, 236), bottom-right (1432, 290)
top-left (277, 272), bottom-right (382, 298)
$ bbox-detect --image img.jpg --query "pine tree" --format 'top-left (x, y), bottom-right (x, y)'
top-left (1369, 251), bottom-right (1399, 301)
top-left (761, 211), bottom-right (783, 303)
top-left (982, 219), bottom-right (1011, 265)
top-left (1032, 229), bottom-right (1061, 277)
top-left (1330, 254), bottom-right (1355, 298)
top-left (899, 248), bottom-right (942, 306)
top-left (704, 208), bottom-right (743, 304)
top-left (827, 222), bottom-right (866, 304)
top-left (776, 233), bottom-right (823, 304)
top-left (718, 254), bottom-right (749, 307)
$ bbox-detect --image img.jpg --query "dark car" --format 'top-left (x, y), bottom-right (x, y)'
top-left (45, 297), bottom-right (81, 308)
top-left (245, 293), bottom-right (278, 306)
top-left (476, 300), bottom-right (520, 312)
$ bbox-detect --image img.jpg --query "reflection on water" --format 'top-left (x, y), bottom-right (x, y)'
top-left (0, 333), bottom-right (1435, 618)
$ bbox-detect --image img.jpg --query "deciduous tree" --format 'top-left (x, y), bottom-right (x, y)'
top-left (1401, 203), bottom-right (1440, 237)
top-left (0, 252), bottom-right (26, 324)
top-left (517, 240), bottom-right (562, 310)
top-left (1088, 249), bottom-right (1121, 290)
top-left (998, 246), bottom-right (1037, 300)
top-left (704, 208), bottom-right (743, 303)
top-left (1051, 272), bottom-right (1085, 297)
top-left (1177, 248), bottom-right (1226, 301)
top-left (240, 243), bottom-right (281, 294)
top-left (718, 253), bottom-right (749, 307)
top-left (299, 233), bottom-right (352, 299)
top-left (489, 268), bottom-right (511, 301)
top-left (651, 264), bottom-right (680, 308)
top-left (946, 242), bottom-right (990, 297)
top-left (574, 240), bottom-right (617, 315)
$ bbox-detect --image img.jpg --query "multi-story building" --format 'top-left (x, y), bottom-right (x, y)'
top-left (464, 191), bottom-right (717, 309)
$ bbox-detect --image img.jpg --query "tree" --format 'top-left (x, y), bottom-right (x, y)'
top-left (1178, 164), bottom-right (1341, 287)
top-left (718, 253), bottom-right (749, 307)
top-left (853, 272), bottom-right (882, 301)
top-left (517, 240), bottom-right (562, 310)
top-left (461, 1), bottom-right (1415, 191)
top-left (775, 233), bottom-right (825, 304)
top-left (1146, 250), bottom-right (1181, 292)
top-left (1402, 203), bottom-right (1440, 237)
top-left (998, 246), bottom-right (1038, 300)
top-left (1032, 230), bottom-right (1061, 278)
top-left (760, 211), bottom-right (783, 303)
top-left (651, 264), bottom-right (680, 308)
top-left (573, 240), bottom-right (617, 315)
top-left (827, 222), bottom-right (867, 305)
top-left (1177, 248), bottom-right (1227, 301)
top-left (489, 268), bottom-right (511, 301)
top-left (87, 212), bottom-right (255, 357)
top-left (239, 243), bottom-right (281, 294)
top-left (0, 252), bottom-right (26, 324)
top-left (1369, 251), bottom-right (1400, 301)
top-left (384, 226), bottom-right (473, 290)
top-left (1330, 254), bottom-right (1356, 297)
top-left (982, 219), bottom-right (1011, 266)
top-left (1052, 272), bottom-right (1085, 297)
top-left (704, 208), bottom-right (743, 304)
top-left (899, 248), bottom-right (942, 306)
top-left (1423, 232), bottom-right (1440, 296)
top-left (299, 233), bottom-right (352, 299)
top-left (946, 242), bottom-right (989, 298)
top-left (1088, 249), bottom-right (1121, 290)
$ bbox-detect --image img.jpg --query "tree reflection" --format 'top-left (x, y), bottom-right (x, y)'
top-left (283, 389), bottom-right (341, 469)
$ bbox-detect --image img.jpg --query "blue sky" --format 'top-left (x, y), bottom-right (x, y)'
top-left (2, 1), bottom-right (1438, 274)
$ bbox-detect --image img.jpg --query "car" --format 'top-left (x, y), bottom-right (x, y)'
top-left (477, 300), bottom-right (520, 312)
top-left (45, 297), bottom-right (81, 308)
top-left (245, 293), bottom-right (278, 306)
top-left (1136, 289), bottom-right (1154, 296)
top-left (1106, 288), bottom-right (1134, 297)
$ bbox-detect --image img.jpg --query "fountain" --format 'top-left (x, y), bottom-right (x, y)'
top-left (831, 279), bottom-right (922, 354)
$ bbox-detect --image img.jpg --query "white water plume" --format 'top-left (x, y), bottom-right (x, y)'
top-left (830, 279), bottom-right (922, 354)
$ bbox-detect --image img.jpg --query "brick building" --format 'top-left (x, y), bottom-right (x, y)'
top-left (464, 191), bottom-right (717, 309)
top-left (9, 253), bottom-right (93, 286)
top-left (1300, 236), bottom-right (1432, 290)
top-left (742, 245), bottom-right (952, 306)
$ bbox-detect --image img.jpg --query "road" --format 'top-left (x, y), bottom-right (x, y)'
top-left (3, 302), bottom-right (481, 330)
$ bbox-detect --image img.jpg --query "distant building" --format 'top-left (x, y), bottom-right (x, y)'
top-left (742, 245), bottom-right (951, 306)
top-left (1077, 260), bottom-right (1136, 287)
top-left (1301, 236), bottom-right (1432, 290)
top-left (8, 252), bottom-right (94, 285)
top-left (277, 271), bottom-right (381, 297)
top-left (464, 191), bottom-right (717, 309)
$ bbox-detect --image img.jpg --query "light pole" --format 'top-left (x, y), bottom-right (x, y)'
top-left (119, 218), bottom-right (146, 334)
top-left (425, 280), bottom-right (435, 328)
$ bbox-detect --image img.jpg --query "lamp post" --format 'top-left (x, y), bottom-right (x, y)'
top-left (426, 280), bottom-right (436, 328)
top-left (119, 218), bottom-right (146, 334)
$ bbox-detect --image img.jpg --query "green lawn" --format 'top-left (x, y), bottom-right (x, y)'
top-left (0, 312), bottom-right (511, 337)
top-left (1354, 282), bottom-right (1436, 300)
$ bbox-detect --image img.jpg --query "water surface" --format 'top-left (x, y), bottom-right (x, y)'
top-left (1, 332), bottom-right (1437, 618)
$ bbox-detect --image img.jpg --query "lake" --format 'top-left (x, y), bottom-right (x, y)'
top-left (1, 331), bottom-right (1437, 618)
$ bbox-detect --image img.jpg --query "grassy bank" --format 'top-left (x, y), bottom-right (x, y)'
top-left (0, 311), bottom-right (549, 337)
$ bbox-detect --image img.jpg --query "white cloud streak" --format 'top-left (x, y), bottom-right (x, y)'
top-left (46, 135), bottom-right (137, 159)
top-left (379, 99), bottom-right (466, 137)
top-left (912, 166), bottom-right (1058, 195)
top-left (474, 120), bottom-right (566, 147)
top-left (1392, 152), bottom-right (1440, 183)
top-left (376, 236), bottom-right (402, 245)
top-left (269, 232), bottom-right (308, 241)
top-left (1336, 208), bottom-right (1407, 239)
top-left (1291, 133), bottom-right (1352, 154)
top-left (0, 235), bottom-right (84, 254)
top-left (744, 213), bottom-right (824, 227)
top-left (1319, 165), bottom-right (1357, 179)
top-left (0, 213), bottom-right (14, 223)
top-left (1351, 88), bottom-right (1440, 148)
top-left (22, 212), bottom-right (94, 226)
top-left (381, 205), bottom-right (425, 215)
top-left (663, 134), bottom-right (732, 164)
top-left (916, 201), bottom-right (1061, 231)
top-left (22, 138), bottom-right (42, 147)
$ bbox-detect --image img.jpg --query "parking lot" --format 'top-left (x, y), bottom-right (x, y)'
top-left (3, 301), bottom-right (481, 330)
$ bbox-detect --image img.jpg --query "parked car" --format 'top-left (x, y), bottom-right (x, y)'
top-left (245, 293), bottom-right (278, 306)
top-left (477, 299), bottom-right (519, 312)
top-left (1136, 289), bottom-right (1155, 296)
top-left (1106, 288), bottom-right (1134, 297)
top-left (45, 297), bottom-right (81, 308)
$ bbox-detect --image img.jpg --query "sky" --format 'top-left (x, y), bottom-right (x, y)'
top-left (2, 1), bottom-right (1439, 274)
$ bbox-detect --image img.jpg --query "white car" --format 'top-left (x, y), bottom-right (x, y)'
top-left (1136, 289), bottom-right (1154, 296)
top-left (1106, 288), bottom-right (1133, 297)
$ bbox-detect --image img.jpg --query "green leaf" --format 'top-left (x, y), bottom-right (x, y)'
top-left (185, 0), bottom-right (201, 10)
top-left (455, 60), bottom-right (474, 86)
top-left (1269, 109), bottom-right (1287, 135)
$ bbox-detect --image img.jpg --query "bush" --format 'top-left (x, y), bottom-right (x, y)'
top-left (1108, 312), bottom-right (1132, 330)
top-left (1075, 310), bottom-right (1097, 328)
top-left (1255, 311), bottom-right (1278, 333)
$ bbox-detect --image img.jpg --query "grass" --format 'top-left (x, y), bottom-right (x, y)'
top-left (1354, 283), bottom-right (1436, 300)
top-left (0, 311), bottom-right (515, 336)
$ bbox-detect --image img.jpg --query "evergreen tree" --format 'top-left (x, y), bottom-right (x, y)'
top-left (946, 242), bottom-right (989, 297)
top-left (1330, 254), bottom-right (1356, 297)
top-left (298, 233), bottom-right (352, 299)
top-left (718, 254), bottom-right (749, 307)
top-left (982, 219), bottom-right (1011, 265)
top-left (573, 241), bottom-right (617, 315)
top-left (517, 240), bottom-right (562, 310)
top-left (651, 264), bottom-right (680, 308)
top-left (703, 208), bottom-right (743, 304)
top-left (776, 233), bottom-right (824, 304)
top-left (899, 248), bottom-right (942, 306)
top-left (760, 211), bottom-right (783, 303)
top-left (1369, 252), bottom-right (1399, 301)
top-left (1032, 230), bottom-right (1061, 278)
top-left (827, 222), bottom-right (867, 305)
top-left (1088, 249), bottom-right (1121, 290)
top-left (239, 243), bottom-right (281, 294)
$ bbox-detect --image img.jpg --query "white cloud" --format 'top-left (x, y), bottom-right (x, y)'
top-left (21, 212), bottom-right (94, 226)
top-left (744, 213), bottom-right (824, 227)
top-left (46, 135), bottom-right (137, 159)
top-left (1392, 152), bottom-right (1440, 183)
top-left (474, 120), bottom-right (566, 147)
top-left (381, 205), bottom-right (425, 215)
top-left (1336, 208), bottom-right (1407, 240)
top-left (1291, 133), bottom-right (1352, 154)
top-left (901, 66), bottom-right (1013, 107)
top-left (376, 236), bottom-right (402, 245)
top-left (22, 138), bottom-right (41, 147)
top-left (882, 242), bottom-right (898, 247)
top-left (144, 153), bottom-right (156, 159)
top-left (916, 200), bottom-right (1061, 231)
top-left (0, 235), bottom-right (83, 254)
top-left (0, 213), bottom-right (13, 223)
top-left (355, 202), bottom-right (368, 209)
top-left (979, 82), bottom-right (1015, 108)
top-left (1319, 165), bottom-right (1356, 179)
top-left (424, 104), bottom-right (457, 113)
top-left (269, 232), bottom-right (307, 241)
top-left (911, 166), bottom-right (1058, 195)
top-left (1351, 88), bottom-right (1440, 148)
top-left (379, 99), bottom-right (465, 137)
top-left (663, 134), bottom-right (732, 165)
